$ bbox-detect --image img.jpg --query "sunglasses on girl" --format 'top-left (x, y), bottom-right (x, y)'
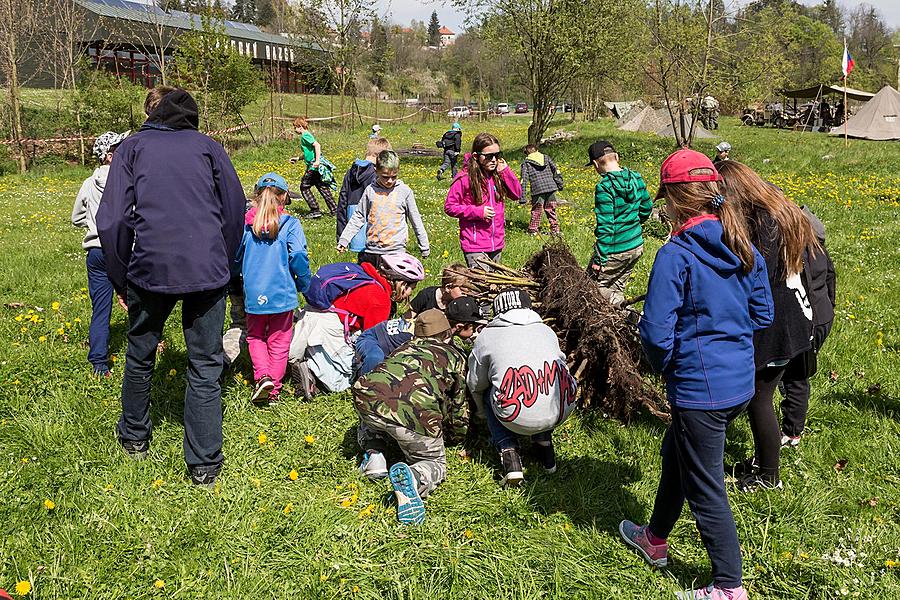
top-left (476, 151), bottom-right (502, 161)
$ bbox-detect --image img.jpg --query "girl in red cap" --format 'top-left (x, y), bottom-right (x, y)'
top-left (618, 149), bottom-right (774, 600)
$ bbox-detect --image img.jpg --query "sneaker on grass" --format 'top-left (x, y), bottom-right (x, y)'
top-left (728, 455), bottom-right (759, 479)
top-left (358, 450), bottom-right (388, 479)
top-left (389, 462), bottom-right (424, 525)
top-left (190, 464), bottom-right (222, 488)
top-left (675, 583), bottom-right (748, 600)
top-left (780, 432), bottom-right (801, 447)
top-left (618, 520), bottom-right (668, 567)
top-left (736, 473), bottom-right (783, 493)
top-left (251, 376), bottom-right (274, 404)
top-left (120, 438), bottom-right (149, 461)
top-left (533, 440), bottom-right (557, 474)
top-left (499, 448), bottom-right (524, 488)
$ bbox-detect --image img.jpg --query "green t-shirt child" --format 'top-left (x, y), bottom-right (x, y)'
top-left (300, 131), bottom-right (317, 165)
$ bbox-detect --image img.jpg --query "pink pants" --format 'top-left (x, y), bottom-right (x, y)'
top-left (246, 311), bottom-right (294, 397)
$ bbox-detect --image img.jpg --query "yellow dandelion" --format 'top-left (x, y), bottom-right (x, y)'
top-left (43, 499), bottom-right (56, 510)
top-left (151, 478), bottom-right (164, 489)
top-left (51, 301), bottom-right (60, 311)
top-left (110, 355), bottom-right (117, 363)
top-left (352, 585), bottom-right (360, 593)
top-left (284, 502), bottom-right (294, 514)
top-left (258, 432), bottom-right (268, 444)
top-left (887, 559), bottom-right (900, 568)
top-left (288, 469), bottom-right (299, 481)
top-left (74, 317), bottom-right (81, 323)
top-left (464, 529), bottom-right (473, 539)
top-left (304, 434), bottom-right (315, 445)
top-left (168, 368), bottom-right (177, 377)
top-left (14, 314), bottom-right (23, 321)
top-left (15, 580), bottom-right (32, 595)
top-left (319, 574), bottom-right (328, 582)
top-left (781, 551), bottom-right (792, 560)
top-left (358, 504), bottom-right (375, 518)
top-left (153, 579), bottom-right (165, 589)
top-left (38, 336), bottom-right (46, 343)
top-left (56, 328), bottom-right (65, 336)
top-left (20, 327), bottom-right (27, 333)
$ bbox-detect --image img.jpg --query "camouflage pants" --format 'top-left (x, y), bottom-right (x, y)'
top-left (356, 410), bottom-right (446, 498)
top-left (222, 292), bottom-right (246, 366)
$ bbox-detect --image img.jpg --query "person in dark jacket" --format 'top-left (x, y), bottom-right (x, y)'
top-left (96, 87), bottom-right (246, 487)
top-left (717, 160), bottom-right (820, 492)
top-left (619, 149), bottom-right (773, 600)
top-left (778, 207), bottom-right (836, 447)
top-left (436, 122), bottom-right (462, 180)
top-left (335, 137), bottom-right (392, 251)
top-left (519, 144), bottom-right (562, 235)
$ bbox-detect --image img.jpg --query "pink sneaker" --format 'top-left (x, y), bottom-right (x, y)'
top-left (676, 583), bottom-right (748, 600)
top-left (618, 520), bottom-right (668, 567)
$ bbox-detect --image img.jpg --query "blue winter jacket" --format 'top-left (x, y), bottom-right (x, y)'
top-left (639, 217), bottom-right (774, 410)
top-left (97, 89), bottom-right (246, 294)
top-left (237, 210), bottom-right (311, 315)
top-left (335, 159), bottom-right (374, 252)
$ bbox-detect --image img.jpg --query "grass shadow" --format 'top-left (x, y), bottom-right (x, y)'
top-left (821, 387), bottom-right (899, 419)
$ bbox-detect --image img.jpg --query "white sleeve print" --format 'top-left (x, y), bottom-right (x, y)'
top-left (786, 272), bottom-right (813, 322)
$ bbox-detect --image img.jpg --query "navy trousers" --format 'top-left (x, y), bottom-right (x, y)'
top-left (86, 248), bottom-right (114, 372)
top-left (117, 285), bottom-right (226, 471)
top-left (648, 401), bottom-right (749, 589)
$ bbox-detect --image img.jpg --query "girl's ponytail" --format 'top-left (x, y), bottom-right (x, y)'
top-left (252, 187), bottom-right (284, 239)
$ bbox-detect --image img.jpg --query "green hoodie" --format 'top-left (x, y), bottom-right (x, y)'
top-left (593, 168), bottom-right (652, 263)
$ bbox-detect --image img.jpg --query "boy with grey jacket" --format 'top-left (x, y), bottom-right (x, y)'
top-left (337, 150), bottom-right (429, 266)
top-left (71, 130), bottom-right (128, 376)
top-left (467, 289), bottom-right (578, 487)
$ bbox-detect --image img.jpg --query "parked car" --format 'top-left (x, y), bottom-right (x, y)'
top-left (515, 102), bottom-right (528, 113)
top-left (448, 106), bottom-right (471, 118)
top-left (496, 103), bottom-right (510, 114)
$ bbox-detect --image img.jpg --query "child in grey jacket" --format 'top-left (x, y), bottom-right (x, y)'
top-left (71, 130), bottom-right (129, 376)
top-left (467, 289), bottom-right (577, 487)
top-left (337, 150), bottom-right (430, 266)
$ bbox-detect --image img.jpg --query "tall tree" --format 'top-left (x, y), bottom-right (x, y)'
top-left (427, 11), bottom-right (441, 47)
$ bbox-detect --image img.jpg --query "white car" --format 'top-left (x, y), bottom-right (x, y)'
top-left (496, 103), bottom-right (510, 114)
top-left (448, 106), bottom-right (471, 118)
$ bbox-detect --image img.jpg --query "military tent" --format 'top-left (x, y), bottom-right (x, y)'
top-left (829, 85), bottom-right (900, 141)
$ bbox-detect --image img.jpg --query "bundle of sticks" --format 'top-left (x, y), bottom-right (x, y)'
top-left (448, 244), bottom-right (669, 422)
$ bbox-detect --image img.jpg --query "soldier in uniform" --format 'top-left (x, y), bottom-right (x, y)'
top-left (352, 308), bottom-right (477, 524)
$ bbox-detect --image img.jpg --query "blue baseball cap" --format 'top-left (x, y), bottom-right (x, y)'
top-left (255, 172), bottom-right (289, 193)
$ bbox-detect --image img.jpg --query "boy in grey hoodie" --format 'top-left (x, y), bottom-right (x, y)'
top-left (71, 130), bottom-right (129, 375)
top-left (337, 150), bottom-right (429, 266)
top-left (467, 289), bottom-right (578, 487)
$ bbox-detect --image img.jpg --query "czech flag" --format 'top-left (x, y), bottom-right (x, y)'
top-left (842, 39), bottom-right (855, 78)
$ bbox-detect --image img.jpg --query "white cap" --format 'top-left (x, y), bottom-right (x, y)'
top-left (372, 124), bottom-right (382, 132)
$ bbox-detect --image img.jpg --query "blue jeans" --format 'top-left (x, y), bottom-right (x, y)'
top-left (648, 401), bottom-right (749, 589)
top-left (483, 393), bottom-right (552, 450)
top-left (117, 285), bottom-right (226, 471)
top-left (86, 248), bottom-right (114, 372)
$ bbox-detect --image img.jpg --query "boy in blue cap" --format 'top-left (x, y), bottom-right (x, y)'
top-left (436, 122), bottom-right (462, 180)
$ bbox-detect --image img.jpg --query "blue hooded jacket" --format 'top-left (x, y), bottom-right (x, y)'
top-left (237, 209), bottom-right (311, 315)
top-left (97, 89), bottom-right (246, 294)
top-left (335, 159), bottom-right (375, 252)
top-left (639, 216), bottom-right (774, 410)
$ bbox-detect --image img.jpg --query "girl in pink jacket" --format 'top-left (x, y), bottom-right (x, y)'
top-left (444, 133), bottom-right (522, 270)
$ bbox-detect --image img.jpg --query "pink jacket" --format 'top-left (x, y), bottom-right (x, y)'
top-left (444, 156), bottom-right (522, 253)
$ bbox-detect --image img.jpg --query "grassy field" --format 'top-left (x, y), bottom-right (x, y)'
top-left (1, 114), bottom-right (899, 599)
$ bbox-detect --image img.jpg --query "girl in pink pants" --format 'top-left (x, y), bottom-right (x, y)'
top-left (236, 172), bottom-right (312, 403)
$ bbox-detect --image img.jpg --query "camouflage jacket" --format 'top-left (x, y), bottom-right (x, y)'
top-left (352, 338), bottom-right (469, 440)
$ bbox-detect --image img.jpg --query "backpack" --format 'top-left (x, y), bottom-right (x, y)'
top-left (303, 263), bottom-right (380, 338)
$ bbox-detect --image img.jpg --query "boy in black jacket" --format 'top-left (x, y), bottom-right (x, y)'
top-left (335, 137), bottom-right (392, 250)
top-left (436, 123), bottom-right (462, 180)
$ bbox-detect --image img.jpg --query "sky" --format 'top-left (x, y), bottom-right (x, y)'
top-left (373, 0), bottom-right (900, 33)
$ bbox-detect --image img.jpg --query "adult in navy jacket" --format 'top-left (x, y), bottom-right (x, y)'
top-left (96, 88), bottom-right (246, 486)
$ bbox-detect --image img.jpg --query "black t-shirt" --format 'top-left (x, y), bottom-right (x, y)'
top-left (410, 286), bottom-right (441, 315)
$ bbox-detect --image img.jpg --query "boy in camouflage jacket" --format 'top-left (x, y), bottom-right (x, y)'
top-left (352, 308), bottom-right (476, 524)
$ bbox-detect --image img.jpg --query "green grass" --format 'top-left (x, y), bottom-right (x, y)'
top-left (1, 116), bottom-right (899, 599)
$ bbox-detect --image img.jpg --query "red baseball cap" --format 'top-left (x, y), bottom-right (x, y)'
top-left (655, 148), bottom-right (722, 199)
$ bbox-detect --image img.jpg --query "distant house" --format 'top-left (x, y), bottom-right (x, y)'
top-left (439, 26), bottom-right (456, 47)
top-left (23, 0), bottom-right (320, 92)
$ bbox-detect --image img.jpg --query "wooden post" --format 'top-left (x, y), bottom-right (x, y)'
top-left (843, 83), bottom-right (848, 147)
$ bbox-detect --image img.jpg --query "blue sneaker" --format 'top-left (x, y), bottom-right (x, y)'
top-left (389, 462), bottom-right (425, 525)
top-left (358, 450), bottom-right (388, 479)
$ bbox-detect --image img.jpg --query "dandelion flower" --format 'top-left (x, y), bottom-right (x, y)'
top-left (15, 314), bottom-right (23, 322)
top-left (51, 301), bottom-right (60, 311)
top-left (151, 478), bottom-right (164, 489)
top-left (288, 469), bottom-right (299, 481)
top-left (464, 529), bottom-right (473, 539)
top-left (43, 499), bottom-right (56, 510)
top-left (352, 585), bottom-right (360, 593)
top-left (284, 502), bottom-right (294, 514)
top-left (319, 574), bottom-right (328, 582)
top-left (168, 368), bottom-right (177, 377)
top-left (57, 328), bottom-right (65, 336)
top-left (304, 434), bottom-right (315, 445)
top-left (15, 580), bottom-right (31, 595)
top-left (258, 432), bottom-right (268, 444)
top-left (38, 336), bottom-right (46, 343)
top-left (887, 559), bottom-right (900, 568)
top-left (153, 579), bottom-right (165, 589)
top-left (358, 504), bottom-right (375, 518)
top-left (74, 317), bottom-right (81, 323)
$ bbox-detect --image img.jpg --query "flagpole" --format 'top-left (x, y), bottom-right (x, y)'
top-left (844, 80), bottom-right (848, 147)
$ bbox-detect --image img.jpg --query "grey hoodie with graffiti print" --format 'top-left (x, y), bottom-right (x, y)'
top-left (466, 307), bottom-right (577, 435)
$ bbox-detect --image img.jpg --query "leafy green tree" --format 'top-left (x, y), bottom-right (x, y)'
top-left (173, 14), bottom-right (265, 131)
top-left (427, 11), bottom-right (441, 47)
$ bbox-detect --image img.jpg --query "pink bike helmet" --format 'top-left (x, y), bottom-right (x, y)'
top-left (380, 253), bottom-right (425, 282)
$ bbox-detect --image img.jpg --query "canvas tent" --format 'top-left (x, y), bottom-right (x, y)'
top-left (780, 84), bottom-right (875, 102)
top-left (618, 106), bottom-right (716, 139)
top-left (829, 85), bottom-right (900, 141)
top-left (605, 100), bottom-right (644, 119)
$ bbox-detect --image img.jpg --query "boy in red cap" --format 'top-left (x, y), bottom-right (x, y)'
top-left (585, 140), bottom-right (653, 304)
top-left (618, 149), bottom-right (773, 600)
